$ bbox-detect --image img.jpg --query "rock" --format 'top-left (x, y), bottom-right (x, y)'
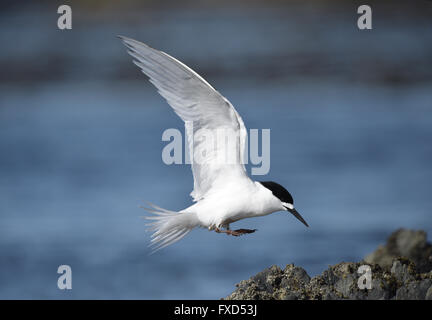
top-left (224, 229), bottom-right (432, 300)
top-left (365, 229), bottom-right (432, 273)
top-left (426, 284), bottom-right (432, 300)
top-left (395, 279), bottom-right (432, 300)
top-left (390, 259), bottom-right (416, 283)
top-left (226, 265), bottom-right (311, 300)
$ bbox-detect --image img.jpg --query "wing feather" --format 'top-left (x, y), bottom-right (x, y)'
top-left (120, 36), bottom-right (249, 201)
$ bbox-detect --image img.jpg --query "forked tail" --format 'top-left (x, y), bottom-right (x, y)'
top-left (143, 203), bottom-right (199, 252)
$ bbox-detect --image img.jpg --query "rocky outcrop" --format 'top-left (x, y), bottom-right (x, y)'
top-left (225, 229), bottom-right (432, 300)
top-left (364, 229), bottom-right (432, 273)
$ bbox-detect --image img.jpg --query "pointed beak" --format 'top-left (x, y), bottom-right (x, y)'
top-left (284, 206), bottom-right (309, 227)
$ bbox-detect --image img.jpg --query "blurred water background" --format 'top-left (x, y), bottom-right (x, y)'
top-left (0, 0), bottom-right (431, 299)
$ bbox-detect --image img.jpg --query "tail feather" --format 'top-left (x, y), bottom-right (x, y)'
top-left (142, 203), bottom-right (198, 252)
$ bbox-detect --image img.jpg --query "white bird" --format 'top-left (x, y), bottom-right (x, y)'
top-left (119, 36), bottom-right (309, 251)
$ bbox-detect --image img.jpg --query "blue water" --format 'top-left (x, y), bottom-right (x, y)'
top-left (0, 3), bottom-right (431, 299)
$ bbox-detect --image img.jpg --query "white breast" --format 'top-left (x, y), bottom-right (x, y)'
top-left (194, 181), bottom-right (283, 228)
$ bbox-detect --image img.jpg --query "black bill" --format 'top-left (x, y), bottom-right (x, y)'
top-left (285, 207), bottom-right (309, 227)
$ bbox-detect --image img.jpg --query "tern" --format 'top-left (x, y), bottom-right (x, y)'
top-left (119, 36), bottom-right (309, 251)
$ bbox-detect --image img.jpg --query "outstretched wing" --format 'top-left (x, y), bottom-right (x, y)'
top-left (120, 36), bottom-right (249, 201)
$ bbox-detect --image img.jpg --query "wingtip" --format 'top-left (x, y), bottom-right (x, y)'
top-left (117, 35), bottom-right (154, 51)
top-left (117, 35), bottom-right (134, 46)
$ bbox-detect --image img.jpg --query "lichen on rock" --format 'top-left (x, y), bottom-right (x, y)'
top-left (224, 229), bottom-right (432, 300)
